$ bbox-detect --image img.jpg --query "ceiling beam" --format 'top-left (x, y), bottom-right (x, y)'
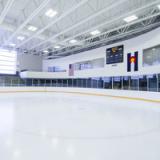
top-left (0, 22), bottom-right (48, 41)
top-left (3, 0), bottom-right (50, 46)
top-left (0, 0), bottom-right (15, 24)
top-left (47, 12), bottom-right (160, 57)
top-left (40, 0), bottom-right (160, 53)
top-left (16, 0), bottom-right (89, 48)
top-left (24, 0), bottom-right (128, 50)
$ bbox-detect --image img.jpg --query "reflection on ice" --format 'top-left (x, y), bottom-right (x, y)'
top-left (0, 92), bottom-right (159, 160)
top-left (0, 102), bottom-right (14, 134)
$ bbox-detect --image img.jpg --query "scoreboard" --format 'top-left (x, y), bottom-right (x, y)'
top-left (106, 45), bottom-right (123, 64)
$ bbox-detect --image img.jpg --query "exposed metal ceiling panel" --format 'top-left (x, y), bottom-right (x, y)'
top-left (0, 0), bottom-right (159, 58)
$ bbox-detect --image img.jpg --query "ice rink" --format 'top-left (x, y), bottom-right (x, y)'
top-left (0, 92), bottom-right (160, 160)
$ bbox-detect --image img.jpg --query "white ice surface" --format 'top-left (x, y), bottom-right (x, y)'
top-left (0, 92), bottom-right (160, 160)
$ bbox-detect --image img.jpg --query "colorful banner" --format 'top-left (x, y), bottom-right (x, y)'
top-left (127, 51), bottom-right (138, 72)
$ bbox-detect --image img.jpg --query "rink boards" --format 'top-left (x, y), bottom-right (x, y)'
top-left (0, 87), bottom-right (159, 103)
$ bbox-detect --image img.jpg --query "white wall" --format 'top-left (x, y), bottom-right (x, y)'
top-left (91, 58), bottom-right (104, 68)
top-left (20, 71), bottom-right (68, 79)
top-left (43, 27), bottom-right (160, 78)
top-left (17, 54), bottom-right (42, 72)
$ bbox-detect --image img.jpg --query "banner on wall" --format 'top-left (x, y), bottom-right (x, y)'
top-left (69, 64), bottom-right (74, 76)
top-left (127, 51), bottom-right (138, 72)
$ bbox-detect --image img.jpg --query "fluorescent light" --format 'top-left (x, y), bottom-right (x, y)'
top-left (28, 25), bottom-right (38, 31)
top-left (69, 39), bottom-right (77, 44)
top-left (17, 36), bottom-right (25, 41)
top-left (90, 30), bottom-right (100, 35)
top-left (54, 45), bottom-right (61, 49)
top-left (152, 48), bottom-right (156, 51)
top-left (9, 43), bottom-right (16, 47)
top-left (43, 50), bottom-right (49, 53)
top-left (157, 5), bottom-right (160, 9)
top-left (45, 9), bottom-right (57, 18)
top-left (123, 15), bottom-right (138, 23)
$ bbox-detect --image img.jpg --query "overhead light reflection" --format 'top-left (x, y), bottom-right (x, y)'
top-left (51, 137), bottom-right (59, 148)
top-left (0, 103), bottom-right (15, 135)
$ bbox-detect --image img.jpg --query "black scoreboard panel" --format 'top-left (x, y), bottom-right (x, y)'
top-left (106, 45), bottom-right (124, 64)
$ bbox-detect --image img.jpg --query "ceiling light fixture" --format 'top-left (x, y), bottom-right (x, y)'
top-left (69, 39), bottom-right (77, 44)
top-left (28, 25), bottom-right (38, 32)
top-left (45, 9), bottom-right (57, 18)
top-left (9, 43), bottom-right (16, 47)
top-left (17, 36), bottom-right (25, 41)
top-left (54, 45), bottom-right (61, 49)
top-left (43, 50), bottom-right (49, 53)
top-left (90, 30), bottom-right (100, 35)
top-left (157, 5), bottom-right (160, 9)
top-left (123, 15), bottom-right (138, 23)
